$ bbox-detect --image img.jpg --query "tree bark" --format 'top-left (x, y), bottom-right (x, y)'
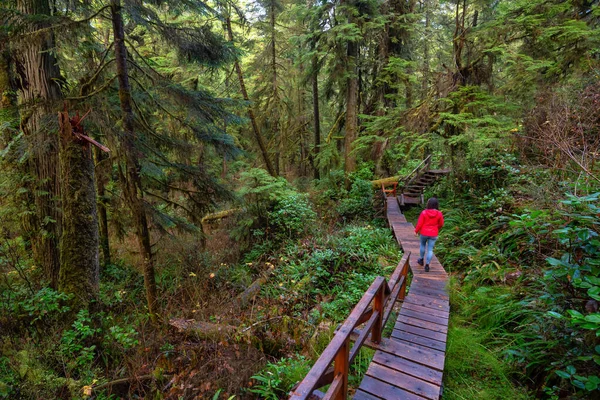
top-left (344, 40), bottom-right (359, 175)
top-left (15, 0), bottom-right (63, 288)
top-left (270, 3), bottom-right (281, 176)
top-left (94, 146), bottom-right (111, 265)
top-left (57, 111), bottom-right (100, 307)
top-left (311, 40), bottom-right (321, 179)
top-left (111, 0), bottom-right (158, 320)
top-left (225, 15), bottom-right (276, 177)
top-left (421, 0), bottom-right (431, 101)
top-left (0, 41), bottom-right (17, 123)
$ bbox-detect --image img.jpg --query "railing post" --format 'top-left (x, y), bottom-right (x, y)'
top-left (399, 255), bottom-right (409, 301)
top-left (372, 283), bottom-right (385, 344)
top-left (333, 338), bottom-right (349, 400)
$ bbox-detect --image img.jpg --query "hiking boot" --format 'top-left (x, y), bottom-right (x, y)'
top-left (425, 264), bottom-right (430, 272)
top-left (417, 258), bottom-right (424, 266)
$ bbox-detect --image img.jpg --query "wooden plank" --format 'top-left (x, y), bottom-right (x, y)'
top-left (376, 337), bottom-right (445, 371)
top-left (396, 315), bottom-right (448, 334)
top-left (404, 293), bottom-right (449, 309)
top-left (358, 376), bottom-right (427, 400)
top-left (353, 390), bottom-right (382, 400)
top-left (401, 301), bottom-right (449, 319)
top-left (403, 295), bottom-right (450, 312)
top-left (372, 352), bottom-right (443, 386)
top-left (411, 278), bottom-right (448, 289)
top-left (399, 308), bottom-right (449, 326)
top-left (407, 287), bottom-right (449, 300)
top-left (366, 363), bottom-right (440, 400)
top-left (394, 321), bottom-right (447, 343)
top-left (411, 279), bottom-right (448, 290)
top-left (391, 330), bottom-right (446, 352)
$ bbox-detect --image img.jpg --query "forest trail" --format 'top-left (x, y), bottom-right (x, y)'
top-left (290, 195), bottom-right (450, 399)
top-left (354, 196), bottom-right (449, 399)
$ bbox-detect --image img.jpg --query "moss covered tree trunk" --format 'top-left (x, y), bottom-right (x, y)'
top-left (94, 146), bottom-right (111, 265)
top-left (311, 39), bottom-right (321, 180)
top-left (15, 0), bottom-right (64, 288)
top-left (344, 39), bottom-right (358, 175)
top-left (0, 40), bottom-right (17, 125)
top-left (111, 0), bottom-right (158, 320)
top-left (57, 112), bottom-right (100, 306)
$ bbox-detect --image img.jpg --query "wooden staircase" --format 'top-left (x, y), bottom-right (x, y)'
top-left (398, 157), bottom-right (450, 206)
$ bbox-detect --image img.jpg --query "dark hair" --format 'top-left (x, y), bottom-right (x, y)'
top-left (426, 197), bottom-right (439, 210)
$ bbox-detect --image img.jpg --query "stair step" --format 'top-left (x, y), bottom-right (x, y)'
top-left (426, 169), bottom-right (451, 175)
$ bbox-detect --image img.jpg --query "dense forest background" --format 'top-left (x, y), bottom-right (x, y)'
top-left (0, 0), bottom-right (599, 398)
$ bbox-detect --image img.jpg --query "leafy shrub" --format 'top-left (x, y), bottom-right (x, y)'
top-left (336, 179), bottom-right (374, 220)
top-left (59, 309), bottom-right (99, 379)
top-left (105, 324), bottom-right (139, 350)
top-left (249, 356), bottom-right (311, 399)
top-left (541, 193), bottom-right (600, 396)
top-left (235, 168), bottom-right (317, 243)
top-left (11, 287), bottom-right (72, 327)
top-left (268, 193), bottom-right (317, 240)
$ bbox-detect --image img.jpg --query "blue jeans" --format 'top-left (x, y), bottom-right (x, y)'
top-left (419, 235), bottom-right (438, 265)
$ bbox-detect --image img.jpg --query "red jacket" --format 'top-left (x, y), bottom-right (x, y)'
top-left (415, 209), bottom-right (444, 237)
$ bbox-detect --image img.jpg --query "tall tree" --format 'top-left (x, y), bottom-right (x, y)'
top-left (225, 10), bottom-right (276, 176)
top-left (110, 0), bottom-right (158, 319)
top-left (57, 110), bottom-right (100, 307)
top-left (15, 0), bottom-right (63, 288)
top-left (341, 0), bottom-right (360, 175)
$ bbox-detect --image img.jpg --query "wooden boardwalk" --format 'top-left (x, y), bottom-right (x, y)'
top-left (354, 197), bottom-right (449, 400)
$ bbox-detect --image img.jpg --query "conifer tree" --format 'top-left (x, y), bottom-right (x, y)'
top-left (14, 0), bottom-right (64, 288)
top-left (225, 7), bottom-right (277, 176)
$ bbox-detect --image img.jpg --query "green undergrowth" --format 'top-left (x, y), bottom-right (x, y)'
top-left (444, 324), bottom-right (531, 400)
top-left (423, 153), bottom-right (600, 399)
top-left (245, 220), bottom-right (401, 397)
top-left (443, 278), bottom-right (533, 400)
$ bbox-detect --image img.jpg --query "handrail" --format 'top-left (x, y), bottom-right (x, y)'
top-left (380, 182), bottom-right (397, 198)
top-left (289, 252), bottom-right (411, 400)
top-left (401, 154), bottom-right (432, 190)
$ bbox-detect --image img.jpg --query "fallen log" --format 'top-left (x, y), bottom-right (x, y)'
top-left (236, 269), bottom-right (274, 308)
top-left (169, 318), bottom-right (236, 340)
top-left (200, 208), bottom-right (242, 224)
top-left (370, 176), bottom-right (400, 189)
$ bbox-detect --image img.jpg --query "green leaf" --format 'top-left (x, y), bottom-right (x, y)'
top-left (547, 311), bottom-right (563, 319)
top-left (567, 310), bottom-right (584, 319)
top-left (556, 370), bottom-right (571, 379)
top-left (585, 376), bottom-right (600, 391)
top-left (573, 380), bottom-right (586, 389)
top-left (584, 314), bottom-right (600, 324)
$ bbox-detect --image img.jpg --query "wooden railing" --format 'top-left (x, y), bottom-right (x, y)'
top-left (380, 182), bottom-right (397, 198)
top-left (288, 252), bottom-right (411, 400)
top-left (401, 154), bottom-right (432, 191)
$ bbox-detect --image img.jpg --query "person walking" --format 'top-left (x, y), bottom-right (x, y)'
top-left (414, 198), bottom-right (444, 272)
